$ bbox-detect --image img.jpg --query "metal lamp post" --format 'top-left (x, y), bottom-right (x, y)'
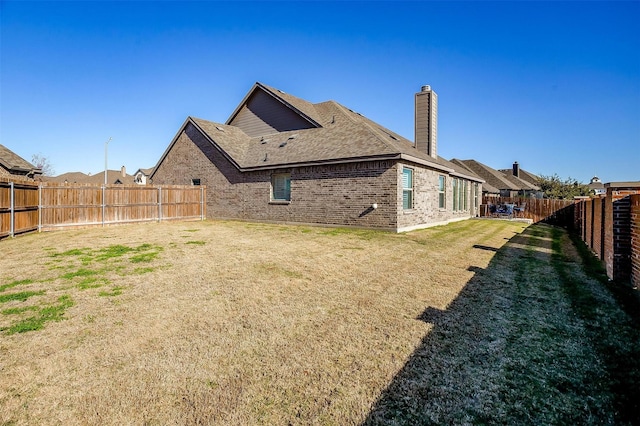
top-left (104, 137), bottom-right (111, 185)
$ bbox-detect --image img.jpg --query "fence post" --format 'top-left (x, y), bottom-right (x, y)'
top-left (38, 184), bottom-right (42, 233)
top-left (102, 185), bottom-right (106, 227)
top-left (200, 186), bottom-right (204, 221)
top-left (9, 181), bottom-right (14, 238)
top-left (158, 186), bottom-right (162, 222)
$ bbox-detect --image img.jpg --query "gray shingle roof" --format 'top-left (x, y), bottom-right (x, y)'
top-left (187, 84), bottom-right (479, 182)
top-left (154, 82), bottom-right (483, 183)
top-left (453, 159), bottom-right (539, 192)
top-left (498, 168), bottom-right (539, 186)
top-left (45, 170), bottom-right (135, 185)
top-left (0, 144), bottom-right (39, 173)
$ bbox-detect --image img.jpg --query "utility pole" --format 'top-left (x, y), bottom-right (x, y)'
top-left (104, 137), bottom-right (112, 185)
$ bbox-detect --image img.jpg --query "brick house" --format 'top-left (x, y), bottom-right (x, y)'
top-left (0, 144), bottom-right (42, 181)
top-left (151, 83), bottom-right (483, 232)
top-left (452, 159), bottom-right (542, 198)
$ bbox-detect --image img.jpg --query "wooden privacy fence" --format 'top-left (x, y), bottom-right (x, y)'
top-left (0, 179), bottom-right (205, 238)
top-left (481, 196), bottom-right (575, 224)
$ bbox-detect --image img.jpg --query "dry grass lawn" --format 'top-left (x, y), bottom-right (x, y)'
top-left (0, 219), bottom-right (637, 425)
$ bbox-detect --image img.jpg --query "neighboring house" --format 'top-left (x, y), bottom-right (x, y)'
top-left (47, 166), bottom-right (135, 185)
top-left (588, 176), bottom-right (606, 196)
top-left (151, 82), bottom-right (484, 232)
top-left (133, 168), bottom-right (154, 185)
top-left (498, 162), bottom-right (539, 187)
top-left (451, 159), bottom-right (542, 198)
top-left (0, 144), bottom-right (42, 181)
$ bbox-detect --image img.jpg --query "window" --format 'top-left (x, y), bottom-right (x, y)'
top-left (452, 178), bottom-right (459, 211)
top-left (402, 168), bottom-right (413, 210)
top-left (438, 175), bottom-right (446, 209)
top-left (474, 183), bottom-right (479, 209)
top-left (463, 180), bottom-right (468, 210)
top-left (191, 178), bottom-right (201, 186)
top-left (271, 173), bottom-right (291, 201)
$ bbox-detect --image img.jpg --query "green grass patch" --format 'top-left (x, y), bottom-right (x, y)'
top-left (94, 245), bottom-right (135, 261)
top-left (130, 252), bottom-right (159, 263)
top-left (2, 305), bottom-right (39, 315)
top-left (185, 240), bottom-right (206, 245)
top-left (0, 290), bottom-right (45, 304)
top-left (99, 286), bottom-right (124, 297)
top-left (77, 277), bottom-right (109, 290)
top-left (0, 279), bottom-right (34, 292)
top-left (3, 295), bottom-right (74, 334)
top-left (51, 248), bottom-right (91, 258)
top-left (61, 268), bottom-right (101, 280)
top-left (133, 267), bottom-right (155, 275)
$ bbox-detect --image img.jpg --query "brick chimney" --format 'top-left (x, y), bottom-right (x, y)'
top-left (512, 161), bottom-right (520, 178)
top-left (415, 85), bottom-right (438, 159)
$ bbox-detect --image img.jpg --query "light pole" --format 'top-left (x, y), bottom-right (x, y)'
top-left (104, 137), bottom-right (112, 185)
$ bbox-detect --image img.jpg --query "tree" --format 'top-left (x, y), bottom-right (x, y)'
top-left (31, 153), bottom-right (55, 176)
top-left (536, 174), bottom-right (591, 199)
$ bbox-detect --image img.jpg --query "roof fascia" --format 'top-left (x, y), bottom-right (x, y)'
top-left (225, 82), bottom-right (322, 128)
top-left (239, 154), bottom-right (403, 171)
top-left (450, 171), bottom-right (485, 183)
top-left (398, 153), bottom-right (453, 174)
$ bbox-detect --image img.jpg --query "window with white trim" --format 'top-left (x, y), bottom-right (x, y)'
top-left (438, 175), bottom-right (446, 209)
top-left (474, 183), bottom-right (479, 209)
top-left (452, 178), bottom-right (459, 211)
top-left (271, 173), bottom-right (291, 201)
top-left (463, 180), bottom-right (468, 210)
top-left (402, 167), bottom-right (413, 210)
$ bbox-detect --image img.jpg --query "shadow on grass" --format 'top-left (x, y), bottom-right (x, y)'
top-left (363, 224), bottom-right (640, 425)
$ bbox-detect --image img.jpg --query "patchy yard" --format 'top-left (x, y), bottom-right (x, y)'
top-left (0, 220), bottom-right (638, 424)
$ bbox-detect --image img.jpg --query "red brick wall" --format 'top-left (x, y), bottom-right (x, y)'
top-left (630, 194), bottom-right (640, 289)
top-left (585, 198), bottom-right (593, 249)
top-left (605, 187), bottom-right (640, 283)
top-left (592, 197), bottom-right (604, 260)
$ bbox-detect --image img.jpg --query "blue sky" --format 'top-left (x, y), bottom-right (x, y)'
top-left (1, 1), bottom-right (638, 183)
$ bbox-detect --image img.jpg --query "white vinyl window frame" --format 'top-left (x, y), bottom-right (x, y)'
top-left (402, 167), bottom-right (414, 210)
top-left (438, 175), bottom-right (446, 209)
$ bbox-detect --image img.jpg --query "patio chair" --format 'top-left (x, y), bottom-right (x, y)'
top-left (513, 203), bottom-right (526, 217)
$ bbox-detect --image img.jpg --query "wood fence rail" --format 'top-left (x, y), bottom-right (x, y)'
top-left (0, 179), bottom-right (205, 238)
top-left (481, 196), bottom-right (576, 224)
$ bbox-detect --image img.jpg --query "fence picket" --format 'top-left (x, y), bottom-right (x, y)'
top-left (0, 179), bottom-right (205, 238)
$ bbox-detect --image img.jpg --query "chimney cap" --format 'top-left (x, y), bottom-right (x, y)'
top-left (421, 85), bottom-right (431, 92)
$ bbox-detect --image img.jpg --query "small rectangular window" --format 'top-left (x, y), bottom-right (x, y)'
top-left (452, 178), bottom-right (459, 211)
top-left (474, 183), bottom-right (479, 208)
top-left (191, 178), bottom-right (201, 186)
top-left (438, 175), bottom-right (446, 209)
top-left (463, 180), bottom-right (468, 210)
top-left (271, 173), bottom-right (291, 201)
top-left (402, 168), bottom-right (413, 210)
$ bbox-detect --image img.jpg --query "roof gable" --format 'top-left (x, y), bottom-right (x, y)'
top-left (454, 159), bottom-right (540, 191)
top-left (226, 82), bottom-right (322, 137)
top-left (153, 83), bottom-right (483, 181)
top-left (0, 144), bottom-right (39, 173)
